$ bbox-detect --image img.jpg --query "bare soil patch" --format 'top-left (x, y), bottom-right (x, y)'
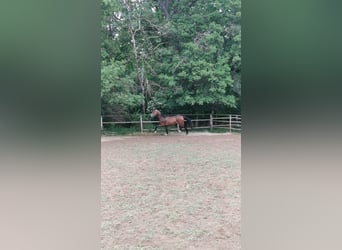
top-left (101, 133), bottom-right (241, 249)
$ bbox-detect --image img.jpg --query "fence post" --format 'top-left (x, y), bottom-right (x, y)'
top-left (210, 114), bottom-right (213, 131)
top-left (229, 114), bottom-right (232, 133)
top-left (140, 115), bottom-right (143, 134)
top-left (101, 116), bottom-right (103, 130)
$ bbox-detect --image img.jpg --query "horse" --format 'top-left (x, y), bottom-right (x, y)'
top-left (150, 109), bottom-right (192, 135)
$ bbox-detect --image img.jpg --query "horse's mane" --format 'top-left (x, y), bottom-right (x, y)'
top-left (154, 109), bottom-right (166, 117)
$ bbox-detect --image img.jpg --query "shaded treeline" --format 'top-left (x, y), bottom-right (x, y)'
top-left (101, 0), bottom-right (240, 121)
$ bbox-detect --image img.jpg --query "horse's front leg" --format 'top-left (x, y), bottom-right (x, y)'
top-left (154, 124), bottom-right (159, 133)
top-left (165, 126), bottom-right (168, 135)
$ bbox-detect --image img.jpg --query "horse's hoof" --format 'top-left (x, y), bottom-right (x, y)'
top-left (154, 131), bottom-right (157, 133)
top-left (164, 134), bottom-right (168, 136)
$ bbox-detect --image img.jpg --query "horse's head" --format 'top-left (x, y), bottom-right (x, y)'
top-left (150, 109), bottom-right (160, 119)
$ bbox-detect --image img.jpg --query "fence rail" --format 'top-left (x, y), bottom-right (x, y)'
top-left (101, 114), bottom-right (241, 133)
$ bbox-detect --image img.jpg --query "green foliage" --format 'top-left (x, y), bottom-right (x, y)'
top-left (101, 0), bottom-right (241, 117)
top-left (101, 60), bottom-right (142, 109)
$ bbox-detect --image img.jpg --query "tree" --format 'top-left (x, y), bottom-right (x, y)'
top-left (101, 0), bottom-right (241, 118)
top-left (150, 0), bottom-right (240, 113)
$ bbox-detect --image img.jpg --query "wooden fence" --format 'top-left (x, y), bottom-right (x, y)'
top-left (101, 114), bottom-right (241, 133)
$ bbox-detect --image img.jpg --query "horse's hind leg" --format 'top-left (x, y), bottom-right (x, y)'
top-left (154, 125), bottom-right (159, 133)
top-left (165, 126), bottom-right (168, 135)
top-left (184, 122), bottom-right (188, 135)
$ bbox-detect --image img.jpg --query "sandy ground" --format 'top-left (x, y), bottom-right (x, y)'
top-left (101, 132), bottom-right (241, 249)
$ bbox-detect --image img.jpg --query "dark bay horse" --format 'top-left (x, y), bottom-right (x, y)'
top-left (150, 109), bottom-right (192, 135)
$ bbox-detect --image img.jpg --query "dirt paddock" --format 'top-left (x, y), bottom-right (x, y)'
top-left (101, 132), bottom-right (241, 249)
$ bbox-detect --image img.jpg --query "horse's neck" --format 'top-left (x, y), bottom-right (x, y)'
top-left (158, 113), bottom-right (166, 120)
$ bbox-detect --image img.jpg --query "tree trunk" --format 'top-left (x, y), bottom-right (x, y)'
top-left (158, 0), bottom-right (171, 20)
top-left (125, 0), bottom-right (146, 114)
top-left (211, 104), bottom-right (215, 115)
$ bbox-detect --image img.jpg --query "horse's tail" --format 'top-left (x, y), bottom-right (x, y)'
top-left (183, 116), bottom-right (193, 129)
